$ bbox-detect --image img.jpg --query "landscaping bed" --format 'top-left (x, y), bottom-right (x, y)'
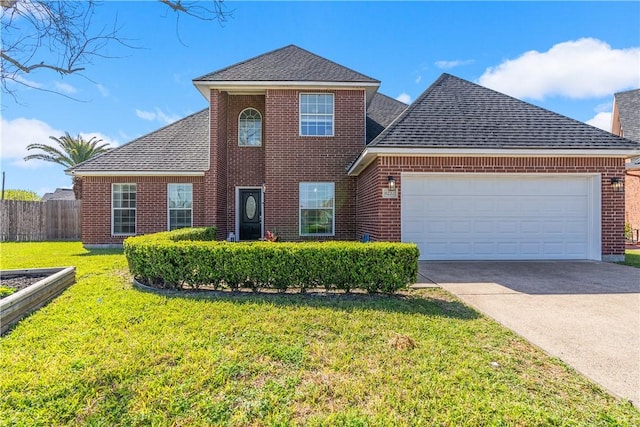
top-left (1, 274), bottom-right (49, 297)
top-left (125, 228), bottom-right (419, 293)
top-left (0, 267), bottom-right (76, 334)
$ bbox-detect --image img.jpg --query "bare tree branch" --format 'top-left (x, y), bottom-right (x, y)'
top-left (1, 0), bottom-right (230, 100)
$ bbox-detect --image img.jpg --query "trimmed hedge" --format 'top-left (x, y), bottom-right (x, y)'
top-left (123, 228), bottom-right (419, 294)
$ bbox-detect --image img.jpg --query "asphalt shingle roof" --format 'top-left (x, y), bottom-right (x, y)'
top-left (366, 93), bottom-right (407, 144)
top-left (614, 88), bottom-right (640, 143)
top-left (41, 188), bottom-right (75, 201)
top-left (69, 109), bottom-right (209, 173)
top-left (194, 45), bottom-right (380, 84)
top-left (370, 74), bottom-right (640, 150)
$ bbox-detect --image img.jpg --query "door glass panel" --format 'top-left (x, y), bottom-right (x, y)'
top-left (246, 195), bottom-right (257, 220)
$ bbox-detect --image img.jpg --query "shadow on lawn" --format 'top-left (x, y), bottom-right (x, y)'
top-left (133, 280), bottom-right (479, 320)
top-left (77, 248), bottom-right (124, 256)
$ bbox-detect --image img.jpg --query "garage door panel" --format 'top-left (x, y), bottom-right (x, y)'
top-left (402, 174), bottom-right (596, 260)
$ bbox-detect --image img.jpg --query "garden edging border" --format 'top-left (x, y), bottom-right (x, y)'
top-left (1, 267), bottom-right (76, 334)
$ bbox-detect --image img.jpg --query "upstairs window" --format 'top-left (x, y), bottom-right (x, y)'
top-left (112, 183), bottom-right (136, 235)
top-left (238, 108), bottom-right (262, 146)
top-left (300, 93), bottom-right (334, 136)
top-left (168, 183), bottom-right (193, 230)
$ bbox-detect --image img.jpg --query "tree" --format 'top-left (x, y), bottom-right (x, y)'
top-left (1, 0), bottom-right (230, 98)
top-left (24, 132), bottom-right (111, 199)
top-left (2, 189), bottom-right (40, 201)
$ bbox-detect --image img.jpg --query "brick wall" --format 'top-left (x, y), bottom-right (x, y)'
top-left (81, 176), bottom-right (204, 245)
top-left (225, 95), bottom-right (266, 235)
top-left (357, 156), bottom-right (627, 258)
top-left (261, 89), bottom-right (364, 240)
top-left (204, 90), bottom-right (229, 237)
top-left (626, 170), bottom-right (640, 236)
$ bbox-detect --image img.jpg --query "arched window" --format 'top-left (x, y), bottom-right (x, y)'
top-left (238, 108), bottom-right (262, 146)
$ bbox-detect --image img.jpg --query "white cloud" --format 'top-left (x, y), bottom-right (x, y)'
top-left (135, 109), bottom-right (156, 121)
top-left (52, 81), bottom-right (77, 94)
top-left (478, 38), bottom-right (640, 100)
top-left (435, 59), bottom-right (474, 69)
top-left (594, 101), bottom-right (613, 113)
top-left (96, 84), bottom-right (109, 97)
top-left (586, 112), bottom-right (612, 132)
top-left (135, 107), bottom-right (180, 125)
top-left (79, 132), bottom-right (119, 148)
top-left (1, 118), bottom-right (63, 166)
top-left (396, 93), bottom-right (411, 104)
top-left (1, 117), bottom-right (118, 168)
top-left (415, 75), bottom-right (422, 84)
top-left (14, 74), bottom-right (44, 89)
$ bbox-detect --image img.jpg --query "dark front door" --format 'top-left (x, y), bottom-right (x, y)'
top-left (239, 188), bottom-right (262, 241)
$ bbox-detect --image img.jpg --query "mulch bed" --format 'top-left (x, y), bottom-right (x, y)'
top-left (0, 274), bottom-right (49, 294)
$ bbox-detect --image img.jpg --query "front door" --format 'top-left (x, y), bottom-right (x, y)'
top-left (239, 188), bottom-right (262, 241)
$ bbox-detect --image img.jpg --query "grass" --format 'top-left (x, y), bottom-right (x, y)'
top-left (1, 242), bottom-right (638, 426)
top-left (622, 249), bottom-right (640, 268)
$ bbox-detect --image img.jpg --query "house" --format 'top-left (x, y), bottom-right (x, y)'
top-left (41, 188), bottom-right (75, 202)
top-left (611, 88), bottom-right (640, 240)
top-left (68, 45), bottom-right (640, 261)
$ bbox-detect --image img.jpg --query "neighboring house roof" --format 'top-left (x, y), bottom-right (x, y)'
top-left (194, 45), bottom-right (380, 84)
top-left (349, 74), bottom-right (640, 175)
top-left (68, 109), bottom-right (209, 175)
top-left (366, 93), bottom-right (407, 144)
top-left (41, 188), bottom-right (75, 201)
top-left (614, 88), bottom-right (640, 143)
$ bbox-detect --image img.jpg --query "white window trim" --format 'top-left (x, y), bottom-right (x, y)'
top-left (167, 183), bottom-right (193, 231)
top-left (299, 93), bottom-right (335, 137)
top-left (111, 183), bottom-right (137, 236)
top-left (299, 182), bottom-right (335, 237)
top-left (238, 107), bottom-right (263, 147)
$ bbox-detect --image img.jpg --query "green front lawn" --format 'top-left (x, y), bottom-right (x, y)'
top-left (1, 242), bottom-right (637, 425)
top-left (623, 249), bottom-right (640, 268)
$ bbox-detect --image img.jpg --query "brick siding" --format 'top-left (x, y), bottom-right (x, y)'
top-left (81, 176), bottom-right (204, 245)
top-left (259, 89), bottom-right (364, 240)
top-left (356, 156), bottom-right (627, 258)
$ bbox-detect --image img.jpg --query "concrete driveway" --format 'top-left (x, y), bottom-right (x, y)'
top-left (417, 261), bottom-right (640, 406)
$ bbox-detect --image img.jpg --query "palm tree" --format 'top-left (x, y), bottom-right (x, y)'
top-left (24, 132), bottom-right (111, 199)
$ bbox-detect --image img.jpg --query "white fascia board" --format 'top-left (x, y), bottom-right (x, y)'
top-left (193, 81), bottom-right (379, 100)
top-left (347, 147), bottom-right (640, 176)
top-left (68, 171), bottom-right (205, 177)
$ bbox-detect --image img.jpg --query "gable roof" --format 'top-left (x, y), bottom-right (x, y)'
top-left (349, 74), bottom-right (640, 175)
top-left (614, 88), bottom-right (640, 143)
top-left (366, 93), bottom-right (407, 144)
top-left (194, 45), bottom-right (380, 84)
top-left (192, 45), bottom-right (381, 103)
top-left (68, 109), bottom-right (209, 175)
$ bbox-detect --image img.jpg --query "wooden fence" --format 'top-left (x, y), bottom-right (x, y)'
top-left (0, 200), bottom-right (81, 241)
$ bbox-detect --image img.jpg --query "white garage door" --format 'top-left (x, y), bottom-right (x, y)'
top-left (401, 174), bottom-right (600, 261)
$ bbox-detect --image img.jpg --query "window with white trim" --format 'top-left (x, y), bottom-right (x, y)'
top-left (300, 93), bottom-right (334, 136)
top-left (168, 183), bottom-right (193, 230)
top-left (112, 183), bottom-right (136, 235)
top-left (238, 108), bottom-right (262, 146)
top-left (299, 182), bottom-right (334, 236)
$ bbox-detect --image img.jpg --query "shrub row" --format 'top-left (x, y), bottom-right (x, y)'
top-left (123, 228), bottom-right (419, 294)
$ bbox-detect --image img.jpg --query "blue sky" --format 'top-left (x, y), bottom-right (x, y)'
top-left (2, 1), bottom-right (639, 197)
